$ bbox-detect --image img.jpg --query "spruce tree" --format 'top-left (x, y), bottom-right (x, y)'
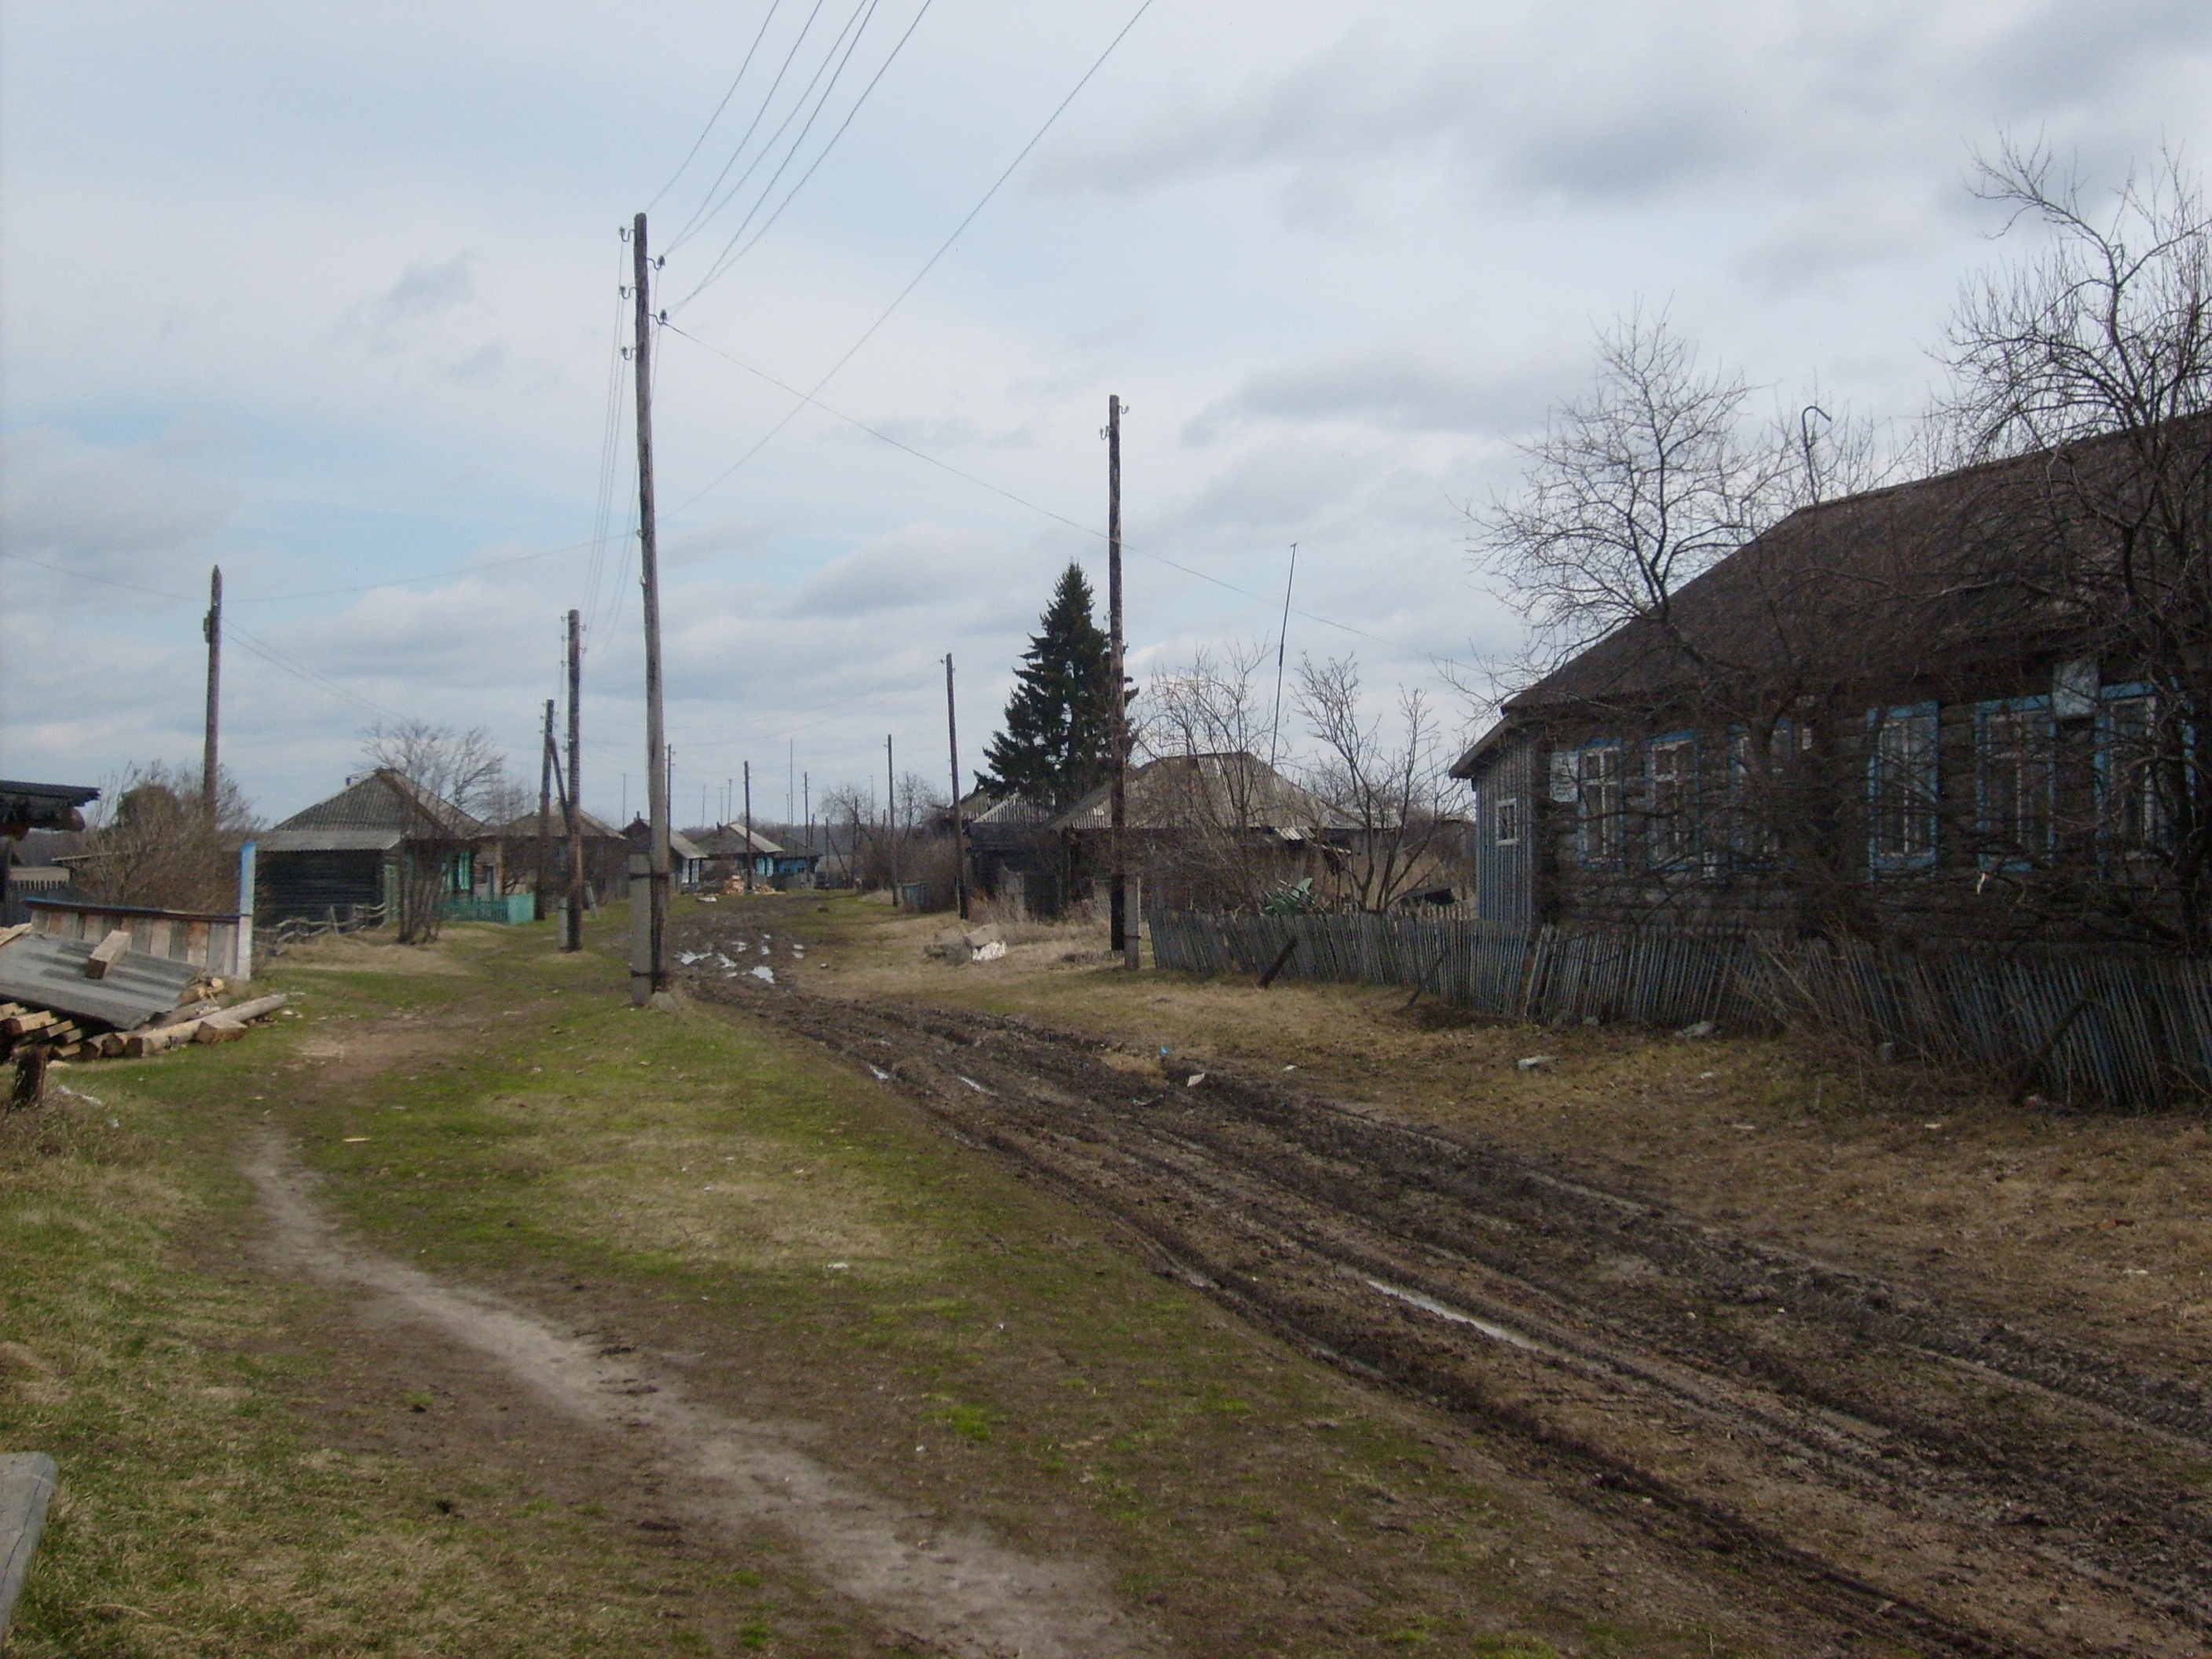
top-left (982, 562), bottom-right (1113, 808)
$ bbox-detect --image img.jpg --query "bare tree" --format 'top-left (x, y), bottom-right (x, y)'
top-left (70, 762), bottom-right (258, 913)
top-left (1137, 645), bottom-right (1324, 911)
top-left (1940, 139), bottom-right (2212, 947)
top-left (1295, 657), bottom-right (1455, 911)
top-left (1474, 307), bottom-right (1795, 679)
top-left (359, 721), bottom-right (507, 943)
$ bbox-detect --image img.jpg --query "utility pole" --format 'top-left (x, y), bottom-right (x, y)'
top-left (565, 609), bottom-right (584, 952)
top-left (946, 654), bottom-right (968, 920)
top-left (632, 210), bottom-right (671, 1004)
top-left (1107, 394), bottom-right (1133, 967)
top-left (537, 699), bottom-right (555, 921)
top-left (803, 771), bottom-right (811, 862)
top-left (743, 760), bottom-right (755, 894)
top-left (886, 734), bottom-right (898, 900)
top-left (201, 566), bottom-right (222, 815)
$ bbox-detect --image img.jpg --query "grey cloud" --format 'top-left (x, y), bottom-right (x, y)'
top-left (782, 523), bottom-right (1027, 621)
top-left (0, 427), bottom-right (235, 585)
top-left (381, 253), bottom-right (474, 320)
top-left (1186, 348), bottom-right (1565, 441)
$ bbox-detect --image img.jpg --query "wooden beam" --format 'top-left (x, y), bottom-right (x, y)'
top-left (83, 929), bottom-right (133, 980)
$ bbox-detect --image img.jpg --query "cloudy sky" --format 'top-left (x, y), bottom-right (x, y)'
top-left (5, 0), bottom-right (2210, 826)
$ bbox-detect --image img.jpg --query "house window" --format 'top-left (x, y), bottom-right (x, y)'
top-left (1869, 702), bottom-right (1939, 871)
top-left (1494, 794), bottom-right (1521, 847)
top-left (1975, 697), bottom-right (2053, 866)
top-left (1646, 733), bottom-right (1697, 866)
top-left (1726, 720), bottom-right (1794, 863)
top-left (1577, 741), bottom-right (1623, 865)
top-left (2098, 684), bottom-right (2161, 851)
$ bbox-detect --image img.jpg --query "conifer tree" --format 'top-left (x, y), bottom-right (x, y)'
top-left (981, 562), bottom-right (1113, 808)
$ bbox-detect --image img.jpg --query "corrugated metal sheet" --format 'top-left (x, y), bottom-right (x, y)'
top-left (0, 934), bottom-right (203, 1027)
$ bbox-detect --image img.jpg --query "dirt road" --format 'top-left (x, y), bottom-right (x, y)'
top-left (681, 917), bottom-right (2212, 1659)
top-left (247, 1130), bottom-right (1159, 1659)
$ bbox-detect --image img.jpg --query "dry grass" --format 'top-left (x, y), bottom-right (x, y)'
top-left (808, 895), bottom-right (2212, 1383)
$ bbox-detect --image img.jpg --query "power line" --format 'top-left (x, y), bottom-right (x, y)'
top-left (664, 0), bottom-right (1159, 512)
top-left (678, 0), bottom-right (936, 306)
top-left (676, 0), bottom-right (883, 282)
top-left (667, 0), bottom-right (838, 253)
top-left (647, 0), bottom-right (789, 213)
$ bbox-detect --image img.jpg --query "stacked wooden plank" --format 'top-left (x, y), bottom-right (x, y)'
top-left (0, 925), bottom-right (290, 1084)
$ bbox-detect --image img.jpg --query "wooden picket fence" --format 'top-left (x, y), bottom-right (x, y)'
top-left (1148, 910), bottom-right (2212, 1111)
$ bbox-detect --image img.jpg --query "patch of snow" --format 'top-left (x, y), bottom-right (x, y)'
top-left (750, 965), bottom-right (776, 983)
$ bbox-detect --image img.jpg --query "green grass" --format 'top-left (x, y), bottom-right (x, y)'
top-left (0, 903), bottom-right (1775, 1657)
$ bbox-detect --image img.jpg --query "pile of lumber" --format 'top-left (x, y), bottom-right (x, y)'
top-left (0, 921), bottom-right (290, 1070)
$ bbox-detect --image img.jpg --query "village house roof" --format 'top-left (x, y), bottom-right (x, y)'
top-left (1048, 752), bottom-right (1357, 835)
top-left (258, 770), bottom-right (487, 852)
top-left (493, 806), bottom-right (624, 840)
top-left (680, 823), bottom-right (789, 858)
top-left (1446, 422), bottom-right (2188, 778)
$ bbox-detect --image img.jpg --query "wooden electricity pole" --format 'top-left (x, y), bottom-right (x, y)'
top-left (946, 653), bottom-right (968, 920)
top-left (201, 566), bottom-right (222, 815)
top-left (632, 211), bottom-right (670, 1003)
top-left (885, 734), bottom-right (898, 899)
top-left (537, 698), bottom-right (555, 920)
top-left (742, 760), bottom-right (754, 894)
top-left (1107, 394), bottom-right (1132, 966)
top-left (565, 609), bottom-right (584, 952)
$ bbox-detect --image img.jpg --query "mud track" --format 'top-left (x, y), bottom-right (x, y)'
top-left (688, 957), bottom-right (2212, 1658)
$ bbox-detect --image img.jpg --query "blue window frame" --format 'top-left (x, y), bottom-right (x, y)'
top-left (1576, 739), bottom-right (1623, 866)
top-left (1868, 702), bottom-right (1939, 873)
top-left (1973, 694), bottom-right (2053, 868)
top-left (1646, 731), bottom-right (1697, 868)
top-left (2096, 682), bottom-right (2161, 852)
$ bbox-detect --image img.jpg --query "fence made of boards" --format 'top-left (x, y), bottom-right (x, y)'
top-left (1148, 910), bottom-right (2212, 1113)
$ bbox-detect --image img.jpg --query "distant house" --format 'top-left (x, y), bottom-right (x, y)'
top-left (257, 770), bottom-right (486, 925)
top-left (1450, 429), bottom-right (2199, 950)
top-left (680, 823), bottom-right (821, 889)
top-left (488, 807), bottom-right (629, 910)
top-left (979, 753), bottom-right (1357, 916)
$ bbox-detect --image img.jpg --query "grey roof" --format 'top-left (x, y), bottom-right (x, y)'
top-left (0, 932), bottom-right (203, 1028)
top-left (1049, 753), bottom-right (1358, 834)
top-left (256, 827), bottom-right (405, 854)
top-left (680, 823), bottom-right (787, 858)
top-left (493, 806), bottom-right (624, 840)
top-left (273, 770), bottom-right (486, 841)
top-left (969, 793), bottom-right (1053, 828)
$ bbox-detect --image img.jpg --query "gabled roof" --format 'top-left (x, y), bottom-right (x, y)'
top-left (680, 823), bottom-right (787, 858)
top-left (1447, 423), bottom-right (2184, 776)
top-left (494, 806), bottom-right (624, 840)
top-left (1049, 753), bottom-right (1357, 834)
top-left (624, 817), bottom-right (709, 862)
top-left (270, 770), bottom-right (486, 845)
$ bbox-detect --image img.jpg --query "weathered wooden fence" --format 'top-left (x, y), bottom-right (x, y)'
top-left (1148, 910), bottom-right (2212, 1111)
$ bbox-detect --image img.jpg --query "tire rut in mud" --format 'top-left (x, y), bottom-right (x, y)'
top-left (690, 965), bottom-right (2211, 1659)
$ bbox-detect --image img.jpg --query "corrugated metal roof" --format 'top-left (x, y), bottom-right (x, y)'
top-left (0, 934), bottom-right (203, 1028)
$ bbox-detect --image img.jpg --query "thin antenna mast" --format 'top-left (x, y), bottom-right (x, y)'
top-left (1268, 542), bottom-right (1298, 772)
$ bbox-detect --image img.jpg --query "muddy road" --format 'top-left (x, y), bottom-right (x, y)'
top-left (678, 924), bottom-right (2212, 1659)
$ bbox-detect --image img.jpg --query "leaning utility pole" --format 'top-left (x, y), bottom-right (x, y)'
top-left (1106, 394), bottom-right (1132, 967)
top-left (565, 609), bottom-right (584, 952)
top-left (945, 654), bottom-right (968, 920)
top-left (632, 211), bottom-right (670, 1003)
top-left (537, 698), bottom-right (555, 920)
top-left (201, 566), bottom-right (222, 815)
top-left (742, 760), bottom-right (754, 894)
